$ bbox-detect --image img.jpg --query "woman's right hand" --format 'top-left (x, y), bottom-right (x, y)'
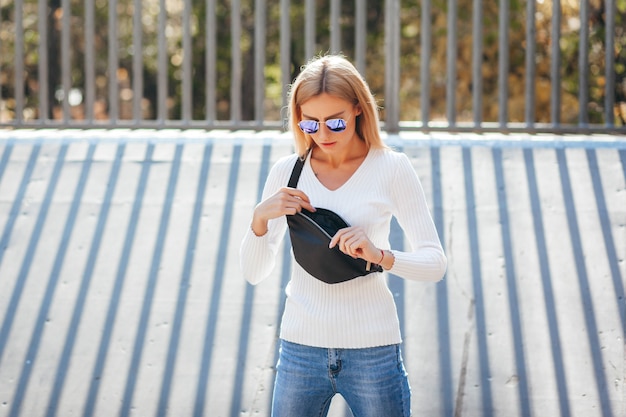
top-left (251, 187), bottom-right (315, 236)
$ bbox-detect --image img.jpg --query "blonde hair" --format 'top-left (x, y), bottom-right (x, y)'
top-left (287, 54), bottom-right (386, 157)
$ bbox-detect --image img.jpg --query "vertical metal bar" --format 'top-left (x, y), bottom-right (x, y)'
top-left (384, 0), bottom-right (400, 132)
top-left (14, 0), bottom-right (24, 123)
top-left (550, 0), bottom-right (561, 126)
top-left (578, 0), bottom-right (589, 126)
top-left (472, 0), bottom-right (483, 127)
top-left (330, 0), bottom-right (341, 54)
top-left (182, 0), bottom-right (192, 122)
top-left (420, 0), bottom-right (432, 126)
top-left (85, 0), bottom-right (95, 122)
top-left (157, 0), bottom-right (167, 122)
top-left (305, 0), bottom-right (316, 60)
top-left (38, 0), bottom-right (49, 122)
top-left (231, 0), bottom-right (242, 122)
top-left (61, 0), bottom-right (71, 123)
top-left (280, 0), bottom-right (290, 110)
top-left (355, 0), bottom-right (366, 75)
top-left (497, 0), bottom-right (508, 127)
top-left (206, 0), bottom-right (216, 122)
top-left (604, 0), bottom-right (615, 127)
top-left (133, 0), bottom-right (143, 122)
top-left (108, 0), bottom-right (118, 121)
top-left (254, 0), bottom-right (267, 124)
top-left (446, 0), bottom-right (457, 126)
top-left (524, 0), bottom-right (536, 126)
top-left (0, 8), bottom-right (2, 118)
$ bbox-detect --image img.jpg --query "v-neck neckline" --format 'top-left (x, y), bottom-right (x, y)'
top-left (306, 148), bottom-right (373, 192)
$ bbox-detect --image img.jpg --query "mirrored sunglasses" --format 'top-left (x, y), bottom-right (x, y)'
top-left (298, 118), bottom-right (348, 134)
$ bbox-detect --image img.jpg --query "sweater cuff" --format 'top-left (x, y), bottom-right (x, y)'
top-left (387, 249), bottom-right (446, 282)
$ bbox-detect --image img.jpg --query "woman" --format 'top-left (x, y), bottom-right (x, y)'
top-left (240, 54), bottom-right (447, 417)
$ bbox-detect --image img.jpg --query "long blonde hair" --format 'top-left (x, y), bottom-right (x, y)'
top-left (287, 54), bottom-right (386, 157)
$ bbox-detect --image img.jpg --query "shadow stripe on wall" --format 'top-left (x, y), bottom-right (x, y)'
top-left (156, 143), bottom-right (214, 416)
top-left (523, 149), bottom-right (571, 417)
top-left (193, 144), bottom-right (242, 417)
top-left (10, 144), bottom-right (95, 417)
top-left (0, 145), bottom-right (40, 273)
top-left (585, 149), bottom-right (625, 333)
top-left (229, 143), bottom-right (272, 417)
top-left (0, 144), bottom-right (58, 365)
top-left (556, 149), bottom-right (613, 417)
top-left (83, 143), bottom-right (155, 417)
top-left (44, 143), bottom-right (126, 417)
top-left (492, 148), bottom-right (531, 417)
top-left (431, 146), bottom-right (454, 417)
top-left (461, 147), bottom-right (494, 416)
top-left (119, 144), bottom-right (184, 417)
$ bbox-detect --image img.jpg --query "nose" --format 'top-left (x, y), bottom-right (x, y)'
top-left (316, 122), bottom-right (333, 138)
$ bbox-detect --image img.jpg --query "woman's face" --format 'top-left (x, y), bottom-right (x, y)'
top-left (298, 93), bottom-right (361, 155)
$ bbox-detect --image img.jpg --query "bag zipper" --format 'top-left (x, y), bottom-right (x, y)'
top-left (295, 211), bottom-right (332, 239)
top-left (296, 212), bottom-right (372, 271)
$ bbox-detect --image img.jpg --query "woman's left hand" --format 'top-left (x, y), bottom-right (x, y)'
top-left (329, 226), bottom-right (379, 263)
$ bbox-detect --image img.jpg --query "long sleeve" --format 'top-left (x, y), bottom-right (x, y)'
top-left (239, 155), bottom-right (295, 285)
top-left (387, 153), bottom-right (447, 282)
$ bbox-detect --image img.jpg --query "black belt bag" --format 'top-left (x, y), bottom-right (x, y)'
top-left (286, 154), bottom-right (383, 284)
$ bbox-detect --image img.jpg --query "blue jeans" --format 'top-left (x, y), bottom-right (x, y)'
top-left (271, 340), bottom-right (411, 417)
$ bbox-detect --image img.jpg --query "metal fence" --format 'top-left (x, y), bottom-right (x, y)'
top-left (0, 0), bottom-right (624, 133)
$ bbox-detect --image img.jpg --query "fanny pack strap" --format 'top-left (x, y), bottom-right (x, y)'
top-left (287, 150), bottom-right (309, 188)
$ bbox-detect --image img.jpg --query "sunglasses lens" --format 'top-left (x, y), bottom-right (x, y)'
top-left (298, 120), bottom-right (319, 134)
top-left (326, 118), bottom-right (347, 132)
top-left (299, 118), bottom-right (348, 134)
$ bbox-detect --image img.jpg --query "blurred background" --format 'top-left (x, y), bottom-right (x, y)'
top-left (0, 0), bottom-right (625, 131)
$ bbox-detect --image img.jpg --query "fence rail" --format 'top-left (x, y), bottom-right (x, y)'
top-left (0, 0), bottom-right (624, 133)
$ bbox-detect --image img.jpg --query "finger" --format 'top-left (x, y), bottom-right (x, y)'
top-left (344, 236), bottom-right (363, 258)
top-left (329, 229), bottom-right (348, 249)
top-left (284, 187), bottom-right (312, 203)
top-left (284, 189), bottom-right (316, 213)
top-left (300, 201), bottom-right (316, 212)
top-left (337, 235), bottom-right (355, 257)
top-left (288, 196), bottom-right (314, 213)
top-left (334, 228), bottom-right (356, 251)
top-left (284, 201), bottom-right (304, 215)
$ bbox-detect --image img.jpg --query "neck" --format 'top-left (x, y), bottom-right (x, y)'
top-left (313, 140), bottom-right (368, 168)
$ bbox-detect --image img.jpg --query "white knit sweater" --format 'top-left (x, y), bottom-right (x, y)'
top-left (240, 147), bottom-right (447, 348)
